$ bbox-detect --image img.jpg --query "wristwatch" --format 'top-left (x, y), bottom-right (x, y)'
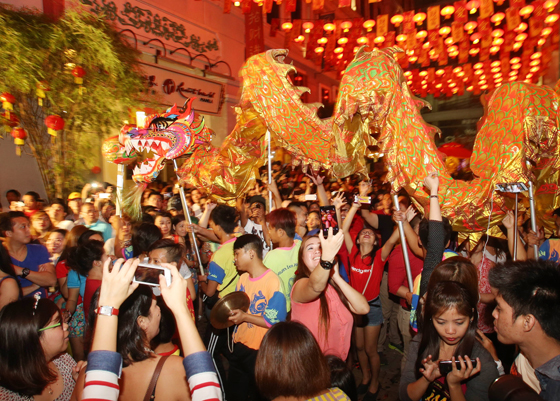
top-left (96, 306), bottom-right (119, 317)
top-left (320, 259), bottom-right (335, 270)
top-left (20, 268), bottom-right (30, 279)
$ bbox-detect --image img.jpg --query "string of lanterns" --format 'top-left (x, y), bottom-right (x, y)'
top-left (276, 0), bottom-right (559, 98)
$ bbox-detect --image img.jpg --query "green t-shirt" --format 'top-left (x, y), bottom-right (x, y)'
top-left (263, 239), bottom-right (301, 311)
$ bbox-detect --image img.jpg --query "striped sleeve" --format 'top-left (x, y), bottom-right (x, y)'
top-left (82, 351), bottom-right (122, 401)
top-left (183, 351), bottom-right (222, 401)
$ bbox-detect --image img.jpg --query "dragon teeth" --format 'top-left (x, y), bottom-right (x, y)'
top-left (147, 139), bottom-right (154, 148)
top-left (161, 142), bottom-right (170, 151)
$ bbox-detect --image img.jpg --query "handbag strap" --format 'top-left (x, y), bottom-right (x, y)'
top-left (143, 355), bottom-right (170, 401)
top-left (361, 257), bottom-right (375, 296)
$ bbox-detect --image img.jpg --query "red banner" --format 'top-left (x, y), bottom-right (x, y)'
top-left (403, 11), bottom-right (415, 33)
top-left (377, 14), bottom-right (388, 37)
top-left (454, 1), bottom-right (468, 23)
top-left (245, 1), bottom-right (264, 59)
top-left (224, 0), bottom-right (231, 14)
top-left (427, 6), bottom-right (441, 31)
top-left (479, 0), bottom-right (494, 19)
top-left (452, 21), bottom-right (464, 43)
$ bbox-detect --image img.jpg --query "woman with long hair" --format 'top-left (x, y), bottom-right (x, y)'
top-left (399, 281), bottom-right (499, 401)
top-left (65, 239), bottom-right (107, 361)
top-left (0, 244), bottom-right (20, 309)
top-left (342, 203), bottom-right (401, 400)
top-left (90, 284), bottom-right (191, 400)
top-left (291, 229), bottom-right (369, 360)
top-left (0, 297), bottom-right (79, 400)
top-left (255, 321), bottom-right (352, 400)
top-left (30, 211), bottom-right (54, 245)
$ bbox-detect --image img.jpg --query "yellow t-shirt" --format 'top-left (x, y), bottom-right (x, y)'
top-left (208, 237), bottom-right (238, 298)
top-left (263, 240), bottom-right (301, 311)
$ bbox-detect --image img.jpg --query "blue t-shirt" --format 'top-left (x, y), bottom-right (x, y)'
top-left (67, 270), bottom-right (87, 299)
top-left (86, 220), bottom-right (113, 242)
top-left (11, 244), bottom-right (51, 298)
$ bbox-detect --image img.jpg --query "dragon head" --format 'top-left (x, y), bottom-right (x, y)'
top-left (103, 98), bottom-right (211, 184)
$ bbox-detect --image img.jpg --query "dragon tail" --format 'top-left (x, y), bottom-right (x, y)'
top-left (123, 183), bottom-right (147, 221)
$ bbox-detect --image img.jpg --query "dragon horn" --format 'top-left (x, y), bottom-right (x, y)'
top-left (382, 46), bottom-right (405, 60)
top-left (178, 98), bottom-right (196, 124)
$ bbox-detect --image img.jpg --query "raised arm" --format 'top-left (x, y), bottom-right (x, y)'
top-left (199, 202), bottom-right (216, 229)
top-left (342, 203), bottom-right (360, 253)
top-left (419, 173), bottom-right (446, 298)
top-left (306, 174), bottom-right (329, 206)
top-left (502, 210), bottom-right (527, 261)
top-left (291, 229), bottom-right (344, 304)
top-left (394, 206), bottom-right (423, 258)
top-left (236, 196), bottom-right (249, 228)
top-left (381, 226), bottom-right (401, 262)
top-left (358, 181), bottom-right (379, 229)
top-left (267, 178), bottom-right (283, 211)
top-left (332, 192), bottom-right (346, 230)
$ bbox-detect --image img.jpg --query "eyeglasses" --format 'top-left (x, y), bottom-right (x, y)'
top-left (38, 322), bottom-right (61, 332)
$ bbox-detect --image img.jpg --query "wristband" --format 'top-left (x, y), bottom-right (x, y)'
top-left (430, 195), bottom-right (438, 199)
top-left (96, 306), bottom-right (119, 317)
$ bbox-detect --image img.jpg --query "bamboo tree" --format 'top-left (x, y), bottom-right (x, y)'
top-left (0, 5), bottom-right (151, 199)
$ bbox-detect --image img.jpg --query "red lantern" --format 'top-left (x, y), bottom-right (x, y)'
top-left (45, 115), bottom-right (65, 143)
top-left (91, 166), bottom-right (102, 175)
top-left (11, 127), bottom-right (27, 156)
top-left (1, 93), bottom-right (15, 119)
top-left (2, 112), bottom-right (19, 128)
top-left (36, 81), bottom-right (50, 107)
top-left (72, 66), bottom-right (86, 84)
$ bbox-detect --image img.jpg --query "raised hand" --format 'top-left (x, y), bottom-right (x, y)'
top-left (424, 172), bottom-right (439, 194)
top-left (502, 210), bottom-right (515, 230)
top-left (98, 258), bottom-right (140, 309)
top-left (332, 192), bottom-right (347, 210)
top-left (319, 227), bottom-right (344, 262)
top-left (405, 205), bottom-right (418, 222)
top-left (305, 174), bottom-right (324, 186)
top-left (159, 262), bottom-right (189, 315)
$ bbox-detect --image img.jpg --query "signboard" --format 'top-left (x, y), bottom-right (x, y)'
top-left (141, 62), bottom-right (225, 115)
top-left (81, 0), bottom-right (221, 60)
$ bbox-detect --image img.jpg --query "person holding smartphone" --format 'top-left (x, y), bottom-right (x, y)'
top-left (399, 281), bottom-right (498, 401)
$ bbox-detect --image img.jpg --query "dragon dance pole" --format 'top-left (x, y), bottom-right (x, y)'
top-left (513, 192), bottom-right (519, 261)
top-left (528, 181), bottom-right (538, 260)
top-left (116, 164), bottom-right (124, 217)
top-left (267, 130), bottom-right (272, 213)
top-left (172, 159), bottom-right (205, 276)
top-left (393, 194), bottom-right (413, 292)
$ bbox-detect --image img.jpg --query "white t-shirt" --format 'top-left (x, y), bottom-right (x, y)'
top-left (244, 219), bottom-right (271, 257)
top-left (56, 220), bottom-right (75, 231)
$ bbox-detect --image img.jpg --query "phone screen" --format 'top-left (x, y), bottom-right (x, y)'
top-left (320, 206), bottom-right (339, 236)
top-left (134, 264), bottom-right (167, 286)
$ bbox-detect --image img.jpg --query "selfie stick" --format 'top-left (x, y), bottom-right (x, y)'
top-left (513, 192), bottom-right (519, 261)
top-left (173, 159), bottom-right (205, 276)
top-left (267, 130), bottom-right (273, 213)
top-left (393, 194), bottom-right (413, 292)
top-left (116, 164), bottom-right (124, 217)
top-left (528, 181), bottom-right (538, 260)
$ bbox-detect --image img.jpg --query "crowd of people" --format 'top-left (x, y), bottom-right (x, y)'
top-left (0, 161), bottom-right (558, 401)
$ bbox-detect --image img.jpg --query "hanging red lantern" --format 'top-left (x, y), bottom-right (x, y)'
top-left (91, 166), bottom-right (102, 175)
top-left (72, 66), bottom-right (86, 84)
top-left (36, 81), bottom-right (50, 107)
top-left (2, 111), bottom-right (19, 129)
top-left (45, 115), bottom-right (65, 143)
top-left (11, 127), bottom-right (27, 156)
top-left (1, 93), bottom-right (15, 119)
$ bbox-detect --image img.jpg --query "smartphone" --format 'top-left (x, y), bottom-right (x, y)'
top-left (438, 359), bottom-right (478, 376)
top-left (354, 195), bottom-right (371, 204)
top-left (133, 263), bottom-right (171, 287)
top-left (495, 182), bottom-right (528, 193)
top-left (320, 206), bottom-right (339, 236)
top-left (98, 193), bottom-right (111, 199)
top-left (91, 182), bottom-right (98, 188)
top-left (305, 194), bottom-right (318, 201)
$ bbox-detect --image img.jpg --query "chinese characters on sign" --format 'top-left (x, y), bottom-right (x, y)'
top-left (142, 63), bottom-right (224, 115)
top-left (245, 1), bottom-right (264, 59)
top-left (81, 0), bottom-right (220, 56)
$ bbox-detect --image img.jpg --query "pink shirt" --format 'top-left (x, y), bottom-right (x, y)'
top-left (291, 282), bottom-right (353, 360)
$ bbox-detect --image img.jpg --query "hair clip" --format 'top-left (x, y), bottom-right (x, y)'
top-left (32, 293), bottom-right (41, 315)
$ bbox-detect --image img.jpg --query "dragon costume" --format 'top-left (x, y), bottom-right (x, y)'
top-left (104, 48), bottom-right (560, 236)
